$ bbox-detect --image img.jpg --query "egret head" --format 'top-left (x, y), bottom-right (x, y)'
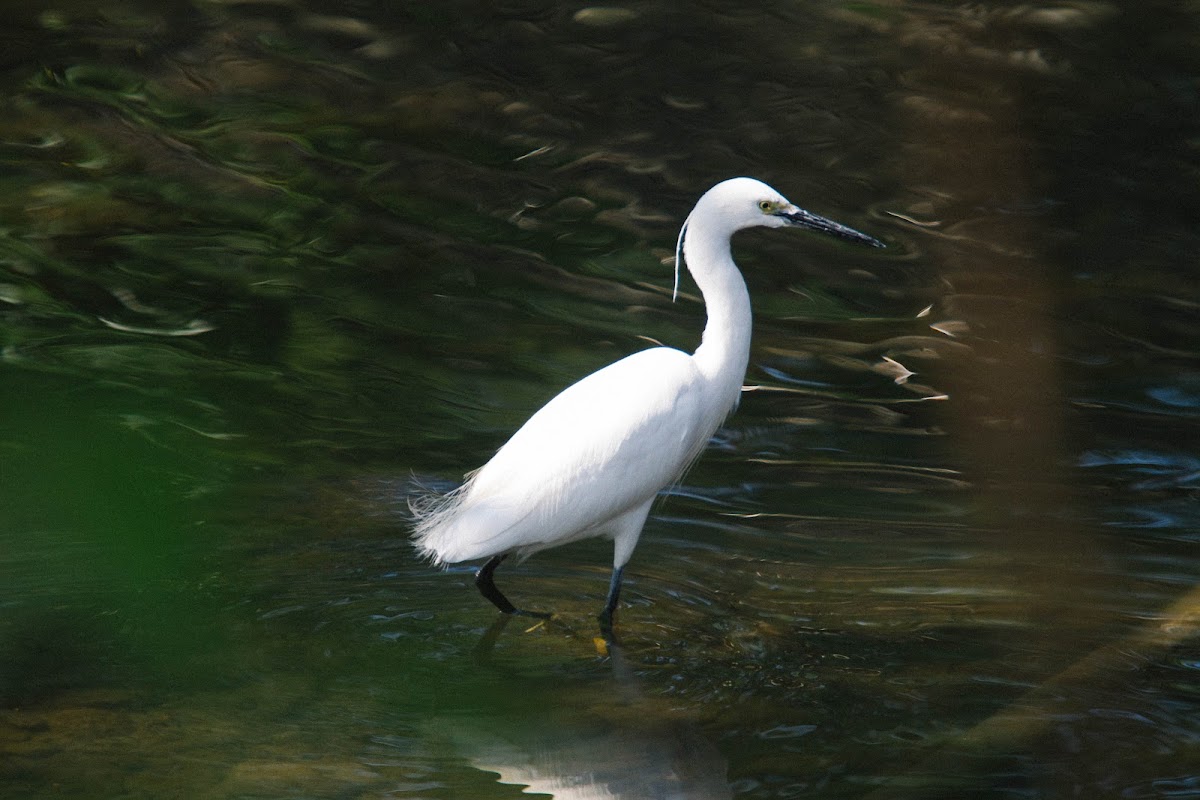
top-left (708, 177), bottom-right (885, 246)
top-left (673, 177), bottom-right (883, 299)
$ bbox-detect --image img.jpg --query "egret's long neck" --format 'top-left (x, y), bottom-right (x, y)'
top-left (683, 220), bottom-right (752, 406)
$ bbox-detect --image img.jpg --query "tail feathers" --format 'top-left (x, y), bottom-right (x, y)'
top-left (408, 482), bottom-right (464, 566)
top-left (410, 483), bottom-right (533, 566)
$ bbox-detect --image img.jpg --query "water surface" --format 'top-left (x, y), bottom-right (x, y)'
top-left (2, 1), bottom-right (1199, 798)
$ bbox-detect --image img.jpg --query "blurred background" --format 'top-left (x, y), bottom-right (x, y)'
top-left (1, 1), bottom-right (1198, 798)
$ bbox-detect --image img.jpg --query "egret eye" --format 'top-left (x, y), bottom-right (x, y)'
top-left (758, 200), bottom-right (773, 212)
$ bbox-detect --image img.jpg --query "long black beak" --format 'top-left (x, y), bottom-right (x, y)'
top-left (780, 207), bottom-right (885, 248)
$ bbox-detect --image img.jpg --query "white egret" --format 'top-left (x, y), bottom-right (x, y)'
top-left (413, 177), bottom-right (883, 630)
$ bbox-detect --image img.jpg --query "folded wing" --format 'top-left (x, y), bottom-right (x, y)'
top-left (413, 346), bottom-right (717, 564)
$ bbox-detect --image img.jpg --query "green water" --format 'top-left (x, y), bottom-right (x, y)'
top-left (3, 1), bottom-right (1199, 798)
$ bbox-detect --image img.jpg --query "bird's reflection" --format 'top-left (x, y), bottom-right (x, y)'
top-left (449, 619), bottom-right (733, 800)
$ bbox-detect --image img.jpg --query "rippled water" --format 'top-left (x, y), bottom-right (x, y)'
top-left (2, 1), bottom-right (1199, 798)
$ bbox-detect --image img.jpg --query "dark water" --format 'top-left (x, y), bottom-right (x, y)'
top-left (2, 1), bottom-right (1199, 798)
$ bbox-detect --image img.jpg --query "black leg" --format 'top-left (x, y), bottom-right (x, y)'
top-left (475, 554), bottom-right (518, 614)
top-left (474, 554), bottom-right (550, 618)
top-left (597, 565), bottom-right (625, 635)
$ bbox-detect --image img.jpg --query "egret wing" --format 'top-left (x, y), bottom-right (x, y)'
top-left (415, 347), bottom-right (719, 564)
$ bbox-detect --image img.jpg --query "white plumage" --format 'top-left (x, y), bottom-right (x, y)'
top-left (412, 177), bottom-right (883, 630)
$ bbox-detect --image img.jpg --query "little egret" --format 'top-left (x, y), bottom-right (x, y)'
top-left (413, 177), bottom-right (883, 630)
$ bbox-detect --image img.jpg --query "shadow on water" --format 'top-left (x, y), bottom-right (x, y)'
top-left (441, 618), bottom-right (733, 799)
